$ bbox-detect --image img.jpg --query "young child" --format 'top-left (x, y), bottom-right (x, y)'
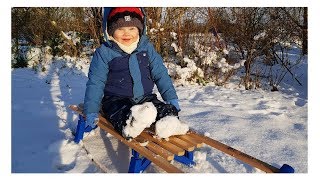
top-left (83, 7), bottom-right (183, 139)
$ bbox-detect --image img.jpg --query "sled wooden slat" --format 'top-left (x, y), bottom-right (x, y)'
top-left (168, 137), bottom-right (195, 151)
top-left (140, 139), bottom-right (175, 161)
top-left (188, 132), bottom-right (280, 173)
top-left (98, 119), bottom-right (183, 173)
top-left (177, 134), bottom-right (204, 148)
top-left (139, 132), bottom-right (185, 156)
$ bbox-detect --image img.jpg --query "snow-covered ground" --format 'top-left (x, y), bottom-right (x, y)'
top-left (9, 51), bottom-right (308, 174)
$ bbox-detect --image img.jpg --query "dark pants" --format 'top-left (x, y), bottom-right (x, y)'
top-left (101, 94), bottom-right (178, 135)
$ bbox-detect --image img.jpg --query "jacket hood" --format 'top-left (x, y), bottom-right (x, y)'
top-left (102, 7), bottom-right (147, 45)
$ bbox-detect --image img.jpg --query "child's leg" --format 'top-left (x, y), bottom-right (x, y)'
top-left (137, 94), bottom-right (179, 120)
top-left (151, 98), bottom-right (179, 121)
top-left (101, 97), bottom-right (133, 135)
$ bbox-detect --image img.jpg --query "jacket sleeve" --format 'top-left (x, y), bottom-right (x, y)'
top-left (147, 42), bottom-right (178, 101)
top-left (84, 48), bottom-right (109, 115)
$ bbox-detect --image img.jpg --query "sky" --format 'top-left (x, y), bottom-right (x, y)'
top-left (2, 0), bottom-right (320, 179)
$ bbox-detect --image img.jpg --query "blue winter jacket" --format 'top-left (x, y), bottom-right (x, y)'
top-left (83, 7), bottom-right (178, 115)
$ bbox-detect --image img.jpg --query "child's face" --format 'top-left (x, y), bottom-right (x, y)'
top-left (113, 26), bottom-right (140, 46)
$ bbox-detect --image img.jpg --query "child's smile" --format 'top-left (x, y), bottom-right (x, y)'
top-left (113, 26), bottom-right (139, 46)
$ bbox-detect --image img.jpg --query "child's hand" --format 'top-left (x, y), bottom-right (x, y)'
top-left (85, 113), bottom-right (99, 128)
top-left (167, 99), bottom-right (181, 112)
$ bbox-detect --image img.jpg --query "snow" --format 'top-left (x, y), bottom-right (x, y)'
top-left (123, 102), bottom-right (157, 138)
top-left (155, 116), bottom-right (189, 138)
top-left (9, 54), bottom-right (309, 174)
top-left (171, 42), bottom-right (179, 52)
top-left (253, 31), bottom-right (266, 41)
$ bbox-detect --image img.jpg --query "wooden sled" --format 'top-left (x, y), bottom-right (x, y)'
top-left (69, 104), bottom-right (294, 173)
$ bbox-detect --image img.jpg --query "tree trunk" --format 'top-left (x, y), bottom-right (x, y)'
top-left (302, 7), bottom-right (308, 55)
top-left (178, 11), bottom-right (184, 56)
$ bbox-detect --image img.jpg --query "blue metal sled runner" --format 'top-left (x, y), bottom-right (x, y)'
top-left (69, 104), bottom-right (294, 173)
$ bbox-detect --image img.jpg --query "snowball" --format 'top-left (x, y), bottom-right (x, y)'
top-left (155, 116), bottom-right (189, 138)
top-left (122, 102), bottom-right (157, 138)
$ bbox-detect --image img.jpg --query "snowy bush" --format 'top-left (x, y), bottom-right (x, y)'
top-left (164, 34), bottom-right (245, 86)
top-left (11, 42), bottom-right (53, 71)
top-left (45, 31), bottom-right (94, 58)
top-left (11, 30), bottom-right (96, 73)
top-left (26, 46), bottom-right (53, 70)
top-left (169, 31), bottom-right (183, 58)
top-left (148, 22), bottom-right (169, 56)
top-left (165, 57), bottom-right (204, 86)
top-left (62, 31), bottom-right (81, 46)
top-left (192, 41), bottom-right (245, 86)
top-left (12, 44), bottom-right (28, 68)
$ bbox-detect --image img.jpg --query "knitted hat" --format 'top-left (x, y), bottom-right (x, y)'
top-left (107, 7), bottom-right (144, 36)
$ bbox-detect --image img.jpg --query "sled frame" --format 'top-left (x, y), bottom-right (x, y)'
top-left (69, 104), bottom-right (294, 173)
